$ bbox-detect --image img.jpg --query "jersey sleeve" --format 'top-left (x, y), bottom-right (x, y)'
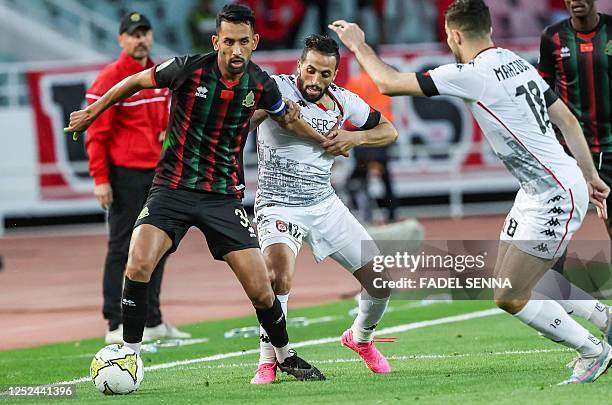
top-left (537, 29), bottom-right (557, 89)
top-left (338, 87), bottom-right (380, 129)
top-left (258, 71), bottom-right (286, 117)
top-left (152, 55), bottom-right (192, 90)
top-left (415, 63), bottom-right (485, 101)
top-left (534, 72), bottom-right (559, 108)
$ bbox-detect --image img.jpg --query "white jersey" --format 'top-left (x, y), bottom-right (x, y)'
top-left (255, 74), bottom-right (374, 209)
top-left (418, 47), bottom-right (581, 196)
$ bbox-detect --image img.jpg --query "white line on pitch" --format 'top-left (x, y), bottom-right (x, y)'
top-left (53, 308), bottom-right (502, 385)
top-left (177, 348), bottom-right (572, 371)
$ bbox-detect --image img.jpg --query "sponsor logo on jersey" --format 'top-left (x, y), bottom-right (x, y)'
top-left (196, 86), bottom-right (208, 98)
top-left (137, 206), bottom-right (149, 220)
top-left (560, 46), bottom-right (571, 58)
top-left (606, 40), bottom-right (612, 56)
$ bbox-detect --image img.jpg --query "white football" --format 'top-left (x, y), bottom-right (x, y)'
top-left (90, 344), bottom-right (144, 395)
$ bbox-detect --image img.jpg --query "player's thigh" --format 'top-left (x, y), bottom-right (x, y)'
top-left (320, 198), bottom-right (379, 272)
top-left (262, 243), bottom-right (297, 294)
top-left (195, 195), bottom-right (260, 261)
top-left (494, 242), bottom-right (556, 302)
top-left (133, 186), bottom-right (193, 256)
top-left (224, 248), bottom-right (274, 308)
top-left (500, 183), bottom-right (587, 261)
top-left (255, 206), bottom-right (306, 260)
top-left (127, 224), bottom-right (173, 281)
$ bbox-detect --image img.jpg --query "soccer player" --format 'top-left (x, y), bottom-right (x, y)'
top-left (86, 11), bottom-right (190, 344)
top-left (65, 4), bottom-right (329, 382)
top-left (330, 0), bottom-right (611, 384)
top-left (537, 0), bottom-right (612, 342)
top-left (248, 34), bottom-right (398, 384)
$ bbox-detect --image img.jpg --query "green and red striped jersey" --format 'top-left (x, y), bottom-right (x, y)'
top-left (538, 14), bottom-right (612, 153)
top-left (151, 52), bottom-right (285, 198)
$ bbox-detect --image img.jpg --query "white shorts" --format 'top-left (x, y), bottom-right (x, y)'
top-left (500, 179), bottom-right (589, 259)
top-left (255, 195), bottom-right (379, 272)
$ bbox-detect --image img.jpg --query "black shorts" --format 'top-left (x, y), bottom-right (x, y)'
top-left (594, 152), bottom-right (612, 220)
top-left (134, 186), bottom-right (259, 260)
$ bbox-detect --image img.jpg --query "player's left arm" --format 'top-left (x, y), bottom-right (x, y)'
top-left (548, 98), bottom-right (609, 218)
top-left (329, 20), bottom-right (423, 96)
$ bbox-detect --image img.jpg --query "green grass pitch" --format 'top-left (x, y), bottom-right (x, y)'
top-left (1, 299), bottom-right (611, 404)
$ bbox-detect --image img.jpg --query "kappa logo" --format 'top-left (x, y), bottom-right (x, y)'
top-left (196, 86), bottom-right (208, 98)
top-left (242, 90), bottom-right (255, 107)
top-left (548, 207), bottom-right (564, 215)
top-left (560, 46), bottom-right (571, 58)
top-left (137, 206), bottom-right (149, 220)
top-left (533, 243), bottom-right (549, 253)
top-left (122, 298), bottom-right (136, 307)
top-left (541, 229), bottom-right (556, 237)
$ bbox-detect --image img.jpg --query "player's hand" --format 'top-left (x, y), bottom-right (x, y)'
top-left (325, 115), bottom-right (343, 141)
top-left (328, 20), bottom-right (366, 53)
top-left (158, 130), bottom-right (166, 143)
top-left (283, 98), bottom-right (302, 124)
top-left (322, 129), bottom-right (360, 156)
top-left (588, 177), bottom-right (610, 220)
top-left (64, 108), bottom-right (95, 140)
top-left (94, 183), bottom-right (113, 210)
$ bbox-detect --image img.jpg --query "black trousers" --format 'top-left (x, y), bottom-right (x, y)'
top-left (102, 165), bottom-right (166, 329)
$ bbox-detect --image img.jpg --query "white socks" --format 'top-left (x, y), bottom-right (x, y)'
top-left (351, 290), bottom-right (390, 344)
top-left (535, 270), bottom-right (608, 330)
top-left (259, 294), bottom-right (289, 365)
top-left (123, 341), bottom-right (142, 355)
top-left (514, 299), bottom-right (603, 357)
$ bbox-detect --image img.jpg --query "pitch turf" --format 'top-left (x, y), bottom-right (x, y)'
top-left (1, 299), bottom-right (611, 404)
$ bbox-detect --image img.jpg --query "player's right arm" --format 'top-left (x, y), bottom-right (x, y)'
top-left (65, 69), bottom-right (155, 138)
top-left (329, 20), bottom-right (424, 96)
top-left (548, 99), bottom-right (609, 219)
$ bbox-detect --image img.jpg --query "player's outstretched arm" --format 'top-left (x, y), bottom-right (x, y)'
top-left (329, 20), bottom-right (424, 97)
top-left (64, 69), bottom-right (156, 139)
top-left (548, 99), bottom-right (610, 219)
top-left (321, 115), bottom-right (397, 156)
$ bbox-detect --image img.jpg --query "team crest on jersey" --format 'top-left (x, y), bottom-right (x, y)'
top-left (606, 40), bottom-right (612, 56)
top-left (243, 90), bottom-right (255, 107)
top-left (276, 220), bottom-right (288, 233)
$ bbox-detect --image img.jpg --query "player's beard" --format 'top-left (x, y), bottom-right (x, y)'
top-left (299, 82), bottom-right (327, 103)
top-left (227, 57), bottom-right (247, 75)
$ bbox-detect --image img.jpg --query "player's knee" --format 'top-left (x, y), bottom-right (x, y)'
top-left (249, 288), bottom-right (275, 309)
top-left (125, 251), bottom-right (156, 282)
top-left (495, 298), bottom-right (527, 315)
top-left (272, 271), bottom-right (292, 295)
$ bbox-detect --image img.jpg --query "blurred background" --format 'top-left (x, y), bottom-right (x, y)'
top-left (4, 0), bottom-right (612, 232)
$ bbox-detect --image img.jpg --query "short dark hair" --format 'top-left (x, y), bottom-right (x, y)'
top-left (300, 34), bottom-right (340, 69)
top-left (444, 0), bottom-right (491, 38)
top-left (216, 4), bottom-right (255, 32)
